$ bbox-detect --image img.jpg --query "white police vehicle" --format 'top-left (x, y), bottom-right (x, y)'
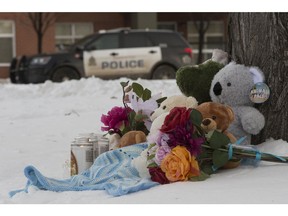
top-left (10, 28), bottom-right (193, 83)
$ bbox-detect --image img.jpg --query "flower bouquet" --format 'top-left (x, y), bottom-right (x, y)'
top-left (101, 81), bottom-right (288, 185)
top-left (146, 106), bottom-right (288, 184)
top-left (101, 81), bottom-right (166, 137)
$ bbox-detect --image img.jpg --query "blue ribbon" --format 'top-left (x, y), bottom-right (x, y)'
top-left (228, 144), bottom-right (233, 160)
top-left (227, 136), bottom-right (247, 160)
top-left (255, 150), bottom-right (262, 161)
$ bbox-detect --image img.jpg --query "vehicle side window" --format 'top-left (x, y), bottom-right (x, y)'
top-left (86, 34), bottom-right (119, 50)
top-left (122, 33), bottom-right (153, 48)
top-left (149, 33), bottom-right (186, 47)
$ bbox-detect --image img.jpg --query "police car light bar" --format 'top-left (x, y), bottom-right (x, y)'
top-left (99, 28), bottom-right (131, 34)
top-left (184, 47), bottom-right (193, 58)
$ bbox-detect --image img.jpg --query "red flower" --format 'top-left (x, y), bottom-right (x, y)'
top-left (101, 106), bottom-right (132, 134)
top-left (148, 167), bottom-right (170, 184)
top-left (160, 107), bottom-right (192, 133)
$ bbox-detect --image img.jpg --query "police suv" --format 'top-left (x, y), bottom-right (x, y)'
top-left (10, 28), bottom-right (193, 83)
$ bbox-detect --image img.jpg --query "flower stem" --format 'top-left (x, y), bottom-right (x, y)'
top-left (201, 144), bottom-right (288, 164)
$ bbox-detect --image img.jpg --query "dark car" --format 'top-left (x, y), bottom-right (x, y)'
top-left (10, 28), bottom-right (193, 83)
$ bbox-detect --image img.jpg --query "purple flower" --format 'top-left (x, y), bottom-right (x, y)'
top-left (147, 131), bottom-right (172, 165)
top-left (101, 106), bottom-right (132, 134)
top-left (157, 132), bottom-right (170, 147)
top-left (147, 131), bottom-right (169, 147)
top-left (167, 123), bottom-right (205, 157)
top-left (155, 144), bottom-right (171, 165)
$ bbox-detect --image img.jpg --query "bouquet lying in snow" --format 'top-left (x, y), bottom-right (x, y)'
top-left (101, 81), bottom-right (288, 184)
top-left (145, 106), bottom-right (288, 184)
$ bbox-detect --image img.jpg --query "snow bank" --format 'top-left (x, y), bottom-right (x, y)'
top-left (1, 77), bottom-right (288, 205)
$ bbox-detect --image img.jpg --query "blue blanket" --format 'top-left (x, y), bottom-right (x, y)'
top-left (9, 143), bottom-right (159, 197)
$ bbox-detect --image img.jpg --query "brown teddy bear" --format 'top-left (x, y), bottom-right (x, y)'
top-left (196, 102), bottom-right (240, 169)
top-left (107, 130), bottom-right (147, 150)
top-left (196, 102), bottom-right (237, 143)
top-left (118, 130), bottom-right (147, 148)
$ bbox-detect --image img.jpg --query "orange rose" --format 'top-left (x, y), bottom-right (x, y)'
top-left (160, 146), bottom-right (200, 182)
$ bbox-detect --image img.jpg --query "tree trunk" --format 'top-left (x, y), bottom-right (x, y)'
top-left (37, 32), bottom-right (43, 54)
top-left (197, 21), bottom-right (205, 64)
top-left (37, 13), bottom-right (43, 54)
top-left (195, 20), bottom-right (209, 65)
top-left (228, 13), bottom-right (288, 144)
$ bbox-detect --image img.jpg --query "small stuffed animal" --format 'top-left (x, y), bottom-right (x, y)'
top-left (150, 94), bottom-right (198, 121)
top-left (118, 130), bottom-right (147, 148)
top-left (210, 61), bottom-right (265, 145)
top-left (107, 130), bottom-right (147, 150)
top-left (195, 102), bottom-right (237, 143)
top-left (176, 49), bottom-right (229, 104)
top-left (149, 95), bottom-right (198, 135)
top-left (196, 102), bottom-right (240, 169)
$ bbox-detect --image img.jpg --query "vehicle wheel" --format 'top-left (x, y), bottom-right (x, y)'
top-left (51, 67), bottom-right (80, 82)
top-left (152, 65), bottom-right (176, 79)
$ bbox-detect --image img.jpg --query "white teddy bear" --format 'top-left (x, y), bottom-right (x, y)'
top-left (149, 94), bottom-right (198, 136)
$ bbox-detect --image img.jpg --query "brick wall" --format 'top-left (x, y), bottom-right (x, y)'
top-left (0, 12), bottom-right (128, 78)
top-left (56, 12), bottom-right (130, 32)
top-left (0, 13), bottom-right (56, 78)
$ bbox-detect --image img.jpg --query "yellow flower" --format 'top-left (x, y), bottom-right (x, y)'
top-left (160, 146), bottom-right (200, 182)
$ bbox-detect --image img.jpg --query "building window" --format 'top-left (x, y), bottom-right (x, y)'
top-left (187, 21), bottom-right (226, 64)
top-left (0, 20), bottom-right (15, 66)
top-left (157, 22), bottom-right (177, 31)
top-left (55, 23), bottom-right (93, 50)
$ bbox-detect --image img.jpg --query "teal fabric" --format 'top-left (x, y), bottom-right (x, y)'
top-left (9, 143), bottom-right (159, 197)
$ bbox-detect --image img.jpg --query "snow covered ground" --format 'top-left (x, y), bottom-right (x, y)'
top-left (1, 77), bottom-right (288, 206)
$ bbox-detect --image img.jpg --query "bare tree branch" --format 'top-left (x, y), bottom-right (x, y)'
top-left (26, 12), bottom-right (57, 53)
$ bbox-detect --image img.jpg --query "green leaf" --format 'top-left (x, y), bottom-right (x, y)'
top-left (212, 150), bottom-right (229, 168)
top-left (198, 148), bottom-right (212, 159)
top-left (134, 121), bottom-right (149, 134)
top-left (142, 88), bottom-right (152, 101)
top-left (189, 109), bottom-right (203, 128)
top-left (121, 126), bottom-right (131, 136)
top-left (129, 110), bottom-right (136, 119)
top-left (189, 171), bottom-right (210, 181)
top-left (128, 111), bottom-right (136, 129)
top-left (132, 82), bottom-right (144, 98)
top-left (147, 154), bottom-right (156, 161)
top-left (148, 143), bottom-right (156, 150)
top-left (134, 113), bottom-right (148, 121)
top-left (209, 130), bottom-right (230, 149)
top-left (201, 164), bottom-right (215, 175)
top-left (120, 81), bottom-right (129, 88)
top-left (147, 162), bottom-right (158, 168)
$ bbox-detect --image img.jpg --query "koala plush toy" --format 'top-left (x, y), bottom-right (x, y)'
top-left (210, 61), bottom-right (265, 145)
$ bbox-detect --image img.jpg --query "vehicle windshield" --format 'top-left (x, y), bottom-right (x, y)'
top-left (68, 34), bottom-right (97, 51)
